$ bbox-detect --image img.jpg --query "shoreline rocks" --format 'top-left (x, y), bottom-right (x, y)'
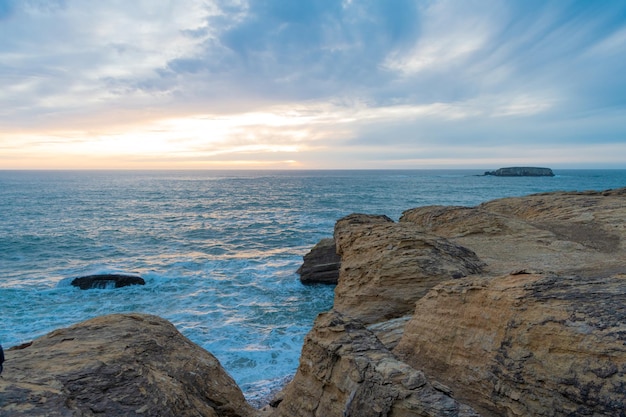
top-left (280, 187), bottom-right (626, 416)
top-left (71, 274), bottom-right (145, 289)
top-left (5, 187), bottom-right (626, 416)
top-left (332, 213), bottom-right (485, 324)
top-left (0, 313), bottom-right (255, 417)
top-left (272, 311), bottom-right (480, 417)
top-left (296, 238), bottom-right (340, 285)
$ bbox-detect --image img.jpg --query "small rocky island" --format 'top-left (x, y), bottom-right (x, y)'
top-left (484, 166), bottom-right (555, 176)
top-left (3, 187), bottom-right (626, 416)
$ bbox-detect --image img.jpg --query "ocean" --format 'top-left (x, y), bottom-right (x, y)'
top-left (1, 169), bottom-right (625, 404)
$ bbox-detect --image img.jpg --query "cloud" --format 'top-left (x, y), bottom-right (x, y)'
top-left (0, 0), bottom-right (625, 168)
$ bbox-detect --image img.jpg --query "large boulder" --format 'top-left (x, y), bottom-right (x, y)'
top-left (333, 213), bottom-right (485, 324)
top-left (71, 274), bottom-right (145, 289)
top-left (271, 311), bottom-right (480, 417)
top-left (0, 313), bottom-right (255, 417)
top-left (296, 238), bottom-right (341, 285)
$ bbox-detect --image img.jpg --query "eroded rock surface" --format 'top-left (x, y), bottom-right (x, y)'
top-left (401, 188), bottom-right (626, 277)
top-left (0, 313), bottom-right (255, 417)
top-left (272, 311), bottom-right (479, 417)
top-left (333, 213), bottom-right (485, 324)
top-left (277, 188), bottom-right (626, 417)
top-left (394, 272), bottom-right (626, 416)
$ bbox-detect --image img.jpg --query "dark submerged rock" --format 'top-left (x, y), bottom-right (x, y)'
top-left (71, 274), bottom-right (145, 290)
top-left (296, 238), bottom-right (341, 285)
top-left (484, 166), bottom-right (555, 177)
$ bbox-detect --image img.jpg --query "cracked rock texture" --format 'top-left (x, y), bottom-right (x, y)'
top-left (333, 213), bottom-right (485, 324)
top-left (0, 313), bottom-right (255, 417)
top-left (275, 188), bottom-right (626, 416)
top-left (272, 311), bottom-right (480, 417)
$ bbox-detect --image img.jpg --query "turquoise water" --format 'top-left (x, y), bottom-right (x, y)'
top-left (1, 169), bottom-right (625, 402)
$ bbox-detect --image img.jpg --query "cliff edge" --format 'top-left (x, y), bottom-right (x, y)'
top-left (276, 187), bottom-right (626, 416)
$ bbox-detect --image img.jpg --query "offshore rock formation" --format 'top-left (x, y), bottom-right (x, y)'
top-left (484, 166), bottom-right (555, 177)
top-left (71, 273), bottom-right (145, 289)
top-left (297, 238), bottom-right (341, 285)
top-left (0, 313), bottom-right (255, 417)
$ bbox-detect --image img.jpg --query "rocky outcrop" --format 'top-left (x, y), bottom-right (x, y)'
top-left (272, 311), bottom-right (480, 417)
top-left (274, 187), bottom-right (626, 416)
top-left (484, 167), bottom-right (554, 177)
top-left (297, 238), bottom-right (341, 285)
top-left (0, 313), bottom-right (255, 417)
top-left (71, 274), bottom-right (145, 289)
top-left (394, 271), bottom-right (626, 416)
top-left (333, 213), bottom-right (485, 324)
top-left (400, 188), bottom-right (626, 277)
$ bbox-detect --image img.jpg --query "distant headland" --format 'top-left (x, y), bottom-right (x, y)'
top-left (484, 166), bottom-right (555, 177)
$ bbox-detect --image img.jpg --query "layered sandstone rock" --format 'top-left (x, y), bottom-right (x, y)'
top-left (394, 271), bottom-right (626, 416)
top-left (272, 311), bottom-right (480, 417)
top-left (333, 213), bottom-right (485, 324)
top-left (277, 188), bottom-right (626, 416)
top-left (400, 188), bottom-right (626, 277)
top-left (0, 313), bottom-right (255, 417)
top-left (389, 189), bottom-right (626, 415)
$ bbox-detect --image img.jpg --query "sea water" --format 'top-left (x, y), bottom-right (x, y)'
top-left (1, 169), bottom-right (626, 404)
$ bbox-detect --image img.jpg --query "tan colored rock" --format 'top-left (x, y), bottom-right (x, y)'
top-left (394, 272), bottom-right (626, 416)
top-left (333, 213), bottom-right (485, 324)
top-left (0, 313), bottom-right (256, 417)
top-left (366, 315), bottom-right (412, 351)
top-left (272, 311), bottom-right (480, 417)
top-left (401, 188), bottom-right (626, 277)
top-left (284, 188), bottom-right (626, 416)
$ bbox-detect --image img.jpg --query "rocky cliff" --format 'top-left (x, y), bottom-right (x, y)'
top-left (275, 187), bottom-right (626, 416)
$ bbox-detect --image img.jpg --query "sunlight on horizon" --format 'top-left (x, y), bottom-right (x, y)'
top-left (0, 96), bottom-right (581, 170)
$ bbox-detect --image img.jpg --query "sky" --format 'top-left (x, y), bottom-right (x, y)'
top-left (1, 0), bottom-right (625, 169)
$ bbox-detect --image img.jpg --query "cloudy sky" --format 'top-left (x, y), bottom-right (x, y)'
top-left (1, 0), bottom-right (625, 169)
